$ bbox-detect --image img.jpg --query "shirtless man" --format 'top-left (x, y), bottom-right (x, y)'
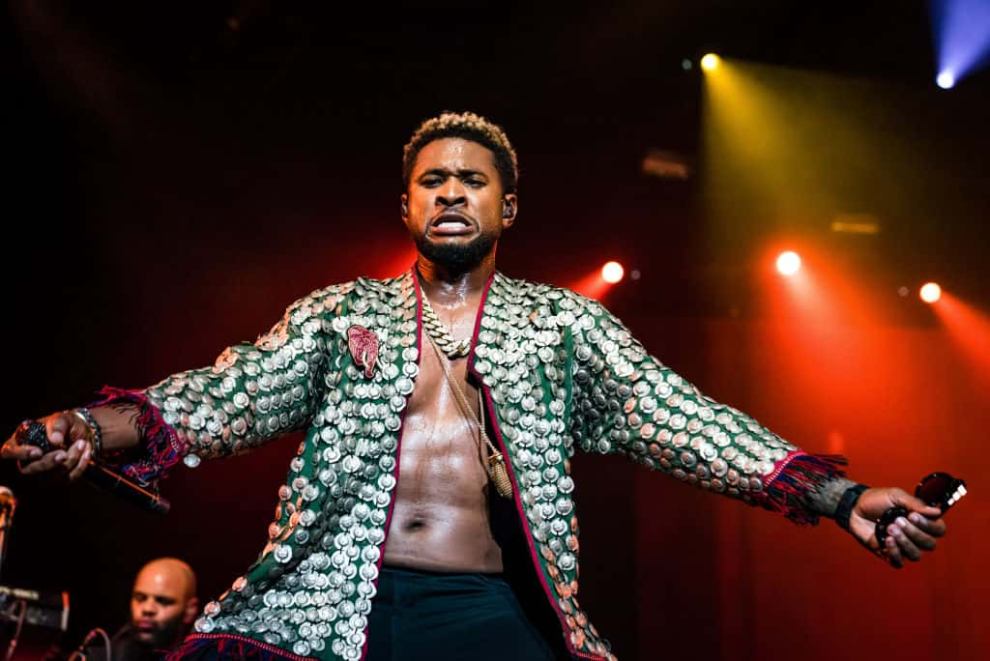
top-left (3, 112), bottom-right (947, 661)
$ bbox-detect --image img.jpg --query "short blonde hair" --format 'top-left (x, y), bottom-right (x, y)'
top-left (402, 111), bottom-right (518, 193)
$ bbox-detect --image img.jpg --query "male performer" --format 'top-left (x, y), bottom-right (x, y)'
top-left (4, 112), bottom-right (947, 660)
top-left (83, 557), bottom-right (198, 660)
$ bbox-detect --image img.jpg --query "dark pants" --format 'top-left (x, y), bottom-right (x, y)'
top-left (365, 566), bottom-right (558, 661)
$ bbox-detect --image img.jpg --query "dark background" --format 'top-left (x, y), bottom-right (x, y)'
top-left (3, 2), bottom-right (987, 659)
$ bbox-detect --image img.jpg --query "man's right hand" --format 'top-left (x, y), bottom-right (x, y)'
top-left (2, 412), bottom-right (95, 480)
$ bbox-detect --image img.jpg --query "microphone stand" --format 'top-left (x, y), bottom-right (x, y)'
top-left (0, 488), bottom-right (15, 584)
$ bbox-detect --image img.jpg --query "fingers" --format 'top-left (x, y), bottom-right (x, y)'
top-left (887, 518), bottom-right (925, 562)
top-left (20, 449), bottom-right (68, 475)
top-left (890, 490), bottom-right (942, 519)
top-left (63, 438), bottom-right (92, 479)
top-left (1, 439), bottom-right (43, 463)
top-left (67, 440), bottom-right (92, 481)
top-left (893, 516), bottom-right (937, 552)
top-left (883, 535), bottom-right (904, 569)
top-left (908, 511), bottom-right (946, 537)
top-left (46, 414), bottom-right (70, 449)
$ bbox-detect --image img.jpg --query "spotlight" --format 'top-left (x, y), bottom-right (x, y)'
top-left (936, 71), bottom-right (956, 89)
top-left (601, 261), bottom-right (625, 284)
top-left (775, 251), bottom-right (802, 276)
top-left (700, 53), bottom-right (720, 72)
top-left (920, 282), bottom-right (942, 304)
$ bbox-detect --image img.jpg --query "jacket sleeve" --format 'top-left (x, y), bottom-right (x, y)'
top-left (567, 295), bottom-right (845, 524)
top-left (96, 285), bottom-right (346, 487)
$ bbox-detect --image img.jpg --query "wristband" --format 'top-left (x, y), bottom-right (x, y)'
top-left (835, 483), bottom-right (869, 531)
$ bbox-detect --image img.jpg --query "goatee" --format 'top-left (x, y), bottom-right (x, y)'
top-left (413, 233), bottom-right (497, 274)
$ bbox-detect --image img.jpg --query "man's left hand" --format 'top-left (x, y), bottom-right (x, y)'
top-left (848, 487), bottom-right (946, 569)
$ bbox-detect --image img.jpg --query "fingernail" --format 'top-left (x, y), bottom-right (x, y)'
top-left (896, 517), bottom-right (909, 527)
top-left (29, 448), bottom-right (42, 457)
top-left (74, 440), bottom-right (86, 451)
top-left (909, 513), bottom-right (922, 524)
top-left (54, 451), bottom-right (66, 462)
top-left (51, 432), bottom-right (63, 443)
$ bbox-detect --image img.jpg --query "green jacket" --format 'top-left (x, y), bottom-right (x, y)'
top-left (109, 269), bottom-right (836, 660)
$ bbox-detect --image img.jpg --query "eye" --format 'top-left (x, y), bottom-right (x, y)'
top-left (420, 176), bottom-right (442, 187)
top-left (465, 177), bottom-right (485, 188)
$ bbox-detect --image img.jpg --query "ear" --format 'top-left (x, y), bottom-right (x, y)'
top-left (501, 194), bottom-right (518, 228)
top-left (400, 193), bottom-right (409, 222)
top-left (183, 596), bottom-right (200, 625)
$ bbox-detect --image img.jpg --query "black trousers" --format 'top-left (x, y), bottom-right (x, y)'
top-left (365, 566), bottom-right (558, 661)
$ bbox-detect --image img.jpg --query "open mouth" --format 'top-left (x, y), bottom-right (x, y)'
top-left (430, 212), bottom-right (474, 236)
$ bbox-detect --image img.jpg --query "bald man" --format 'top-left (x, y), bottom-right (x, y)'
top-left (86, 558), bottom-right (198, 660)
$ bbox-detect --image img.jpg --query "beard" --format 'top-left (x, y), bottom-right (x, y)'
top-left (413, 231), bottom-right (497, 274)
top-left (134, 615), bottom-right (187, 648)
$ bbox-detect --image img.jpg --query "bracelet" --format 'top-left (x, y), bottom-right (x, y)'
top-left (834, 483), bottom-right (870, 531)
top-left (72, 407), bottom-right (103, 460)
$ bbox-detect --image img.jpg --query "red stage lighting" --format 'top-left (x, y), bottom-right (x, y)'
top-left (775, 251), bottom-right (801, 276)
top-left (601, 261), bottom-right (625, 284)
top-left (920, 282), bottom-right (942, 304)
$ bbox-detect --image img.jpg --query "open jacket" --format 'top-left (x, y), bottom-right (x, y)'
top-left (102, 269), bottom-right (842, 661)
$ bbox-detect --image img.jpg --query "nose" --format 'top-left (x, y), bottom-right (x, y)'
top-left (436, 179), bottom-right (466, 208)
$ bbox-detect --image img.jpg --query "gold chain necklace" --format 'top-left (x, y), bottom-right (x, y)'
top-left (421, 293), bottom-right (471, 359)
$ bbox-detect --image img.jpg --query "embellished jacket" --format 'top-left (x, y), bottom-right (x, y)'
top-left (103, 269), bottom-right (842, 661)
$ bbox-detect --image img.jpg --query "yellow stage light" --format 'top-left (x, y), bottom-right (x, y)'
top-left (700, 53), bottom-right (721, 72)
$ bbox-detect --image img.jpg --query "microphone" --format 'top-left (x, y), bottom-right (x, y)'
top-left (874, 471), bottom-right (967, 546)
top-left (14, 420), bottom-right (170, 515)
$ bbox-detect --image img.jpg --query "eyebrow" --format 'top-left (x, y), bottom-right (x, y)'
top-left (418, 168), bottom-right (488, 179)
top-left (132, 591), bottom-right (178, 604)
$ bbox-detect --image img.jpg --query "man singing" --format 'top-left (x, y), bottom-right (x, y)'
top-left (4, 112), bottom-right (947, 660)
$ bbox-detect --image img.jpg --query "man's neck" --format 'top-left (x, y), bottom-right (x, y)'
top-left (415, 254), bottom-right (494, 308)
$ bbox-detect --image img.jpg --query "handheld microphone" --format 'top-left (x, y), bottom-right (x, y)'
top-left (14, 421), bottom-right (170, 515)
top-left (874, 472), bottom-right (966, 546)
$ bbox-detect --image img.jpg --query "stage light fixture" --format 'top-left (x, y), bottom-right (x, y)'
top-left (602, 261), bottom-right (625, 284)
top-left (775, 251), bottom-right (801, 276)
top-left (920, 282), bottom-right (942, 304)
top-left (931, 0), bottom-right (990, 90)
top-left (700, 53), bottom-right (720, 72)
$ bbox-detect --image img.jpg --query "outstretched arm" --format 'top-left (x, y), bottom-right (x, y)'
top-left (567, 295), bottom-right (946, 568)
top-left (3, 285), bottom-right (346, 486)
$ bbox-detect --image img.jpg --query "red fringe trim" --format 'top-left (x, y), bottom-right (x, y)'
top-left (166, 633), bottom-right (314, 660)
top-left (758, 451), bottom-right (848, 525)
top-left (93, 386), bottom-right (188, 487)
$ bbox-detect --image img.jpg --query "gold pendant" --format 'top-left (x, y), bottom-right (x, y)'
top-left (487, 451), bottom-right (514, 499)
